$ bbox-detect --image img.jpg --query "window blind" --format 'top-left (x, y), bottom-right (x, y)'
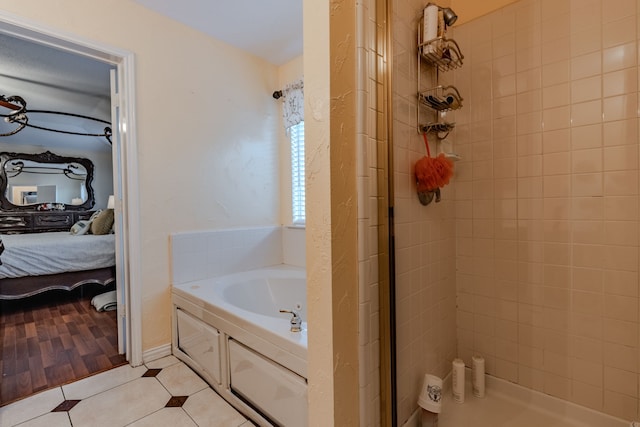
top-left (290, 121), bottom-right (305, 225)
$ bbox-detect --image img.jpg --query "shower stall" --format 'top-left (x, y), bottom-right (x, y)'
top-left (374, 0), bottom-right (640, 425)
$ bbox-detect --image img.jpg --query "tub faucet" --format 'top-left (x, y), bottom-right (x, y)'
top-left (279, 309), bottom-right (302, 332)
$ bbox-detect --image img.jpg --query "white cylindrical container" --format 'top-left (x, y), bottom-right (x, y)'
top-left (418, 374), bottom-right (443, 413)
top-left (423, 4), bottom-right (438, 52)
top-left (452, 358), bottom-right (465, 403)
top-left (472, 355), bottom-right (485, 398)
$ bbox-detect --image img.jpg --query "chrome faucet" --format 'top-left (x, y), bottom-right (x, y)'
top-left (279, 309), bottom-right (302, 332)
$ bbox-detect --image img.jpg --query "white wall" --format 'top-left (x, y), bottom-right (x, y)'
top-left (0, 1), bottom-right (282, 351)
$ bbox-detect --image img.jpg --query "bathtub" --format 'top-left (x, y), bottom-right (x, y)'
top-left (171, 264), bottom-right (307, 427)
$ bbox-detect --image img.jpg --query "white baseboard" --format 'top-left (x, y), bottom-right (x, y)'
top-left (142, 343), bottom-right (172, 364)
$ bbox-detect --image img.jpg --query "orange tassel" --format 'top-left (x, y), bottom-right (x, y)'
top-left (415, 133), bottom-right (454, 192)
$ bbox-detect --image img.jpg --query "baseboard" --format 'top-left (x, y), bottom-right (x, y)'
top-left (142, 343), bottom-right (172, 364)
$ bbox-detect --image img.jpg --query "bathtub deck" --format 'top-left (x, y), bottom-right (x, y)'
top-left (434, 374), bottom-right (628, 427)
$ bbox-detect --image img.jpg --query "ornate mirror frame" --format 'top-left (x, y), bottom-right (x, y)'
top-left (0, 150), bottom-right (95, 211)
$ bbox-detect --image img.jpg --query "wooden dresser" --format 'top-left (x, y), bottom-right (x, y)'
top-left (0, 211), bottom-right (94, 234)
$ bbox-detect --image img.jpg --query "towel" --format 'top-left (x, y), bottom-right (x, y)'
top-left (91, 290), bottom-right (117, 312)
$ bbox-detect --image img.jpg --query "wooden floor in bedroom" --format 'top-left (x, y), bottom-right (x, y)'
top-left (0, 284), bottom-right (127, 406)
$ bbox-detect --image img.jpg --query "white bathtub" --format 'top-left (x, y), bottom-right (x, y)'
top-left (171, 264), bottom-right (307, 427)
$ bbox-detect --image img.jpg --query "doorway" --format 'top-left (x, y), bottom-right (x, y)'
top-left (0, 12), bottom-right (141, 404)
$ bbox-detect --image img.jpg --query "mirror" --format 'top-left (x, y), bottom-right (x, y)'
top-left (0, 151), bottom-right (95, 211)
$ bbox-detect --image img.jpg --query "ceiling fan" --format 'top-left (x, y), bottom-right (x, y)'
top-left (0, 94), bottom-right (112, 143)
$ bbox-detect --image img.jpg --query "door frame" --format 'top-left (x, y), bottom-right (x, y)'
top-left (0, 11), bottom-right (143, 366)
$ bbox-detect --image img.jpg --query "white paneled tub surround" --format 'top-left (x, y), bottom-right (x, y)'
top-left (172, 265), bottom-right (307, 427)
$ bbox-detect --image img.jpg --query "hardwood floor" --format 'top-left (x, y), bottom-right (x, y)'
top-left (0, 284), bottom-right (127, 406)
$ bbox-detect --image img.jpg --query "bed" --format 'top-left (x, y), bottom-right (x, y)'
top-left (0, 231), bottom-right (116, 300)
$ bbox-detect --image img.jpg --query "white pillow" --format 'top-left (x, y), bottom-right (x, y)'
top-left (70, 220), bottom-right (91, 235)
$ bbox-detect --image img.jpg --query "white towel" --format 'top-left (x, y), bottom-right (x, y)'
top-left (91, 290), bottom-right (117, 312)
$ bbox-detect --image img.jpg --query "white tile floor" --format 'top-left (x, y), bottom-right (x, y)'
top-left (0, 356), bottom-right (252, 427)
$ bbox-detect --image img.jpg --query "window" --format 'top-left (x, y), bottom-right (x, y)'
top-left (290, 121), bottom-right (305, 225)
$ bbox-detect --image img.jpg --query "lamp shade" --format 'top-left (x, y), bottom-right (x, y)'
top-left (107, 195), bottom-right (115, 209)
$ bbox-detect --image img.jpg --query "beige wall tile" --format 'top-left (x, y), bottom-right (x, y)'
top-left (572, 358), bottom-right (604, 387)
top-left (603, 270), bottom-right (639, 297)
top-left (544, 371), bottom-right (572, 400)
top-left (602, 16), bottom-right (636, 48)
top-left (571, 52), bottom-right (602, 80)
top-left (604, 196), bottom-right (638, 220)
top-left (603, 145), bottom-right (639, 171)
top-left (572, 267), bottom-right (604, 293)
top-left (572, 220), bottom-right (604, 244)
top-left (571, 335), bottom-right (604, 364)
top-left (603, 68), bottom-right (638, 97)
top-left (571, 75), bottom-right (602, 103)
top-left (572, 148), bottom-right (603, 173)
top-left (573, 290), bottom-right (604, 315)
top-left (544, 198), bottom-right (571, 219)
top-left (542, 59), bottom-right (571, 87)
top-left (542, 83), bottom-right (570, 109)
top-left (603, 93), bottom-right (638, 122)
top-left (544, 264), bottom-right (571, 287)
top-left (604, 294), bottom-right (639, 322)
top-left (543, 128), bottom-right (571, 153)
top-left (571, 124), bottom-right (602, 151)
top-left (604, 221), bottom-right (638, 246)
top-left (604, 390), bottom-right (639, 421)
top-left (604, 366), bottom-right (638, 397)
top-left (571, 312), bottom-right (603, 339)
top-left (601, 0), bottom-right (636, 22)
top-left (571, 100), bottom-right (603, 127)
top-left (603, 119), bottom-right (638, 147)
top-left (571, 381), bottom-right (604, 412)
top-left (571, 173), bottom-right (603, 197)
top-left (603, 318), bottom-right (638, 347)
top-left (572, 197), bottom-right (604, 220)
top-left (603, 42), bottom-right (637, 73)
top-left (547, 178), bottom-right (575, 203)
top-left (519, 366), bottom-right (545, 391)
top-left (570, 28), bottom-right (602, 57)
top-left (603, 245), bottom-right (638, 272)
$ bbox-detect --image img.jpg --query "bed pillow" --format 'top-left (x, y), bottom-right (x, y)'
top-left (70, 220), bottom-right (91, 235)
top-left (90, 209), bottom-right (114, 235)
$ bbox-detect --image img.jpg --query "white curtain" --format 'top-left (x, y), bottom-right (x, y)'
top-left (282, 79), bottom-right (304, 129)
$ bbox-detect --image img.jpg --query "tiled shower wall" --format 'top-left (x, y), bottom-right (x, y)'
top-left (453, 0), bottom-right (640, 421)
top-left (392, 0), bottom-right (458, 424)
top-left (358, 0), bottom-right (383, 424)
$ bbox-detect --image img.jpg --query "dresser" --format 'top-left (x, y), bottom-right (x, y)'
top-left (0, 211), bottom-right (94, 234)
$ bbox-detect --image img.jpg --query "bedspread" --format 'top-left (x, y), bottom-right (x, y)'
top-left (0, 231), bottom-right (115, 279)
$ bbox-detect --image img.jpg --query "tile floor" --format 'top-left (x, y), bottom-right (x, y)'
top-left (0, 355), bottom-right (252, 427)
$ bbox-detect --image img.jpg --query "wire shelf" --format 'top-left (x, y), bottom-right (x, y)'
top-left (418, 85), bottom-right (463, 112)
top-left (418, 35), bottom-right (464, 72)
top-left (420, 121), bottom-right (456, 135)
